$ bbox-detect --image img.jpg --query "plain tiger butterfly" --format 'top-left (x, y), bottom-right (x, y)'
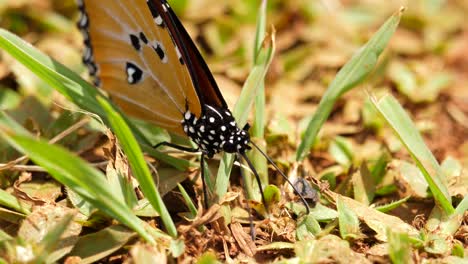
top-left (76, 0), bottom-right (310, 213)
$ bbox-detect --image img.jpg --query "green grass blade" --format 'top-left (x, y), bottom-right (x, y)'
top-left (387, 228), bottom-right (413, 264)
top-left (337, 196), bottom-right (361, 240)
top-left (253, 0), bottom-right (268, 61)
top-left (0, 229), bottom-right (12, 242)
top-left (295, 8), bottom-right (404, 161)
top-left (253, 0), bottom-right (268, 178)
top-left (215, 27), bottom-right (276, 201)
top-left (246, 0), bottom-right (269, 199)
top-left (0, 112), bottom-right (34, 214)
top-left (178, 184), bottom-right (197, 219)
top-left (371, 95), bottom-right (454, 214)
top-left (0, 116), bottom-right (157, 244)
top-left (455, 196), bottom-right (467, 215)
top-left (0, 189), bottom-right (30, 215)
top-left (233, 30), bottom-right (275, 128)
top-left (375, 196), bottom-right (411, 213)
top-left (352, 162), bottom-right (375, 205)
top-left (98, 97), bottom-right (177, 238)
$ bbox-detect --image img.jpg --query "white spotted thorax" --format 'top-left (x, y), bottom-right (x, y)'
top-left (182, 105), bottom-right (251, 158)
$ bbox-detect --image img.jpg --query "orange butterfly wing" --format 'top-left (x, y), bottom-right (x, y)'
top-left (78, 0), bottom-right (202, 135)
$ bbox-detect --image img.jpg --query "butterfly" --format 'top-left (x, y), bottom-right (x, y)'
top-left (76, 0), bottom-right (309, 213)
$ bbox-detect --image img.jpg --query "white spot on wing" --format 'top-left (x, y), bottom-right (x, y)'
top-left (79, 13), bottom-right (88, 28)
top-left (175, 45), bottom-right (182, 59)
top-left (127, 67), bottom-right (136, 83)
top-left (155, 15), bottom-right (163, 25)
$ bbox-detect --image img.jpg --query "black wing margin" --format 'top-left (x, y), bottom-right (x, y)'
top-left (150, 0), bottom-right (228, 111)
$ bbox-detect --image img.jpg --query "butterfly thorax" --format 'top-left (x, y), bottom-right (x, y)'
top-left (182, 105), bottom-right (251, 158)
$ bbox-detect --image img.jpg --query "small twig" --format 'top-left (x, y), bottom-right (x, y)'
top-left (0, 164), bottom-right (45, 172)
top-left (0, 156), bottom-right (29, 171)
top-left (146, 160), bottom-right (160, 187)
top-left (49, 117), bottom-right (90, 144)
top-left (447, 103), bottom-right (468, 129)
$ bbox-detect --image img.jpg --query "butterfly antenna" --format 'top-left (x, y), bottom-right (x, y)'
top-left (238, 152), bottom-right (269, 215)
top-left (200, 154), bottom-right (209, 210)
top-left (250, 141), bottom-right (311, 214)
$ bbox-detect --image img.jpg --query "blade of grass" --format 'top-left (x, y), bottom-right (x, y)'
top-left (97, 97), bottom-right (177, 238)
top-left (234, 29), bottom-right (275, 128)
top-left (337, 196), bottom-right (361, 240)
top-left (455, 196), bottom-right (467, 215)
top-left (0, 189), bottom-right (30, 215)
top-left (0, 229), bottom-right (12, 242)
top-left (0, 29), bottom-right (188, 171)
top-left (250, 0), bottom-right (269, 186)
top-left (295, 7), bottom-right (404, 161)
top-left (177, 184), bottom-right (197, 219)
top-left (352, 162), bottom-right (376, 205)
top-left (387, 228), bottom-right (413, 264)
top-left (375, 196), bottom-right (411, 213)
top-left (0, 114), bottom-right (158, 244)
top-left (296, 213), bottom-right (322, 240)
top-left (370, 95), bottom-right (454, 214)
top-left (215, 27), bottom-right (276, 201)
top-left (243, 0), bottom-right (269, 202)
top-left (370, 152), bottom-right (391, 184)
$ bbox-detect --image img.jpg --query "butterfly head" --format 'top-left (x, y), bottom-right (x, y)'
top-left (221, 126), bottom-right (251, 154)
top-left (182, 105), bottom-right (251, 158)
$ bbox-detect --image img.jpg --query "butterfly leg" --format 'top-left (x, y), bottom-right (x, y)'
top-left (153, 141), bottom-right (199, 153)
